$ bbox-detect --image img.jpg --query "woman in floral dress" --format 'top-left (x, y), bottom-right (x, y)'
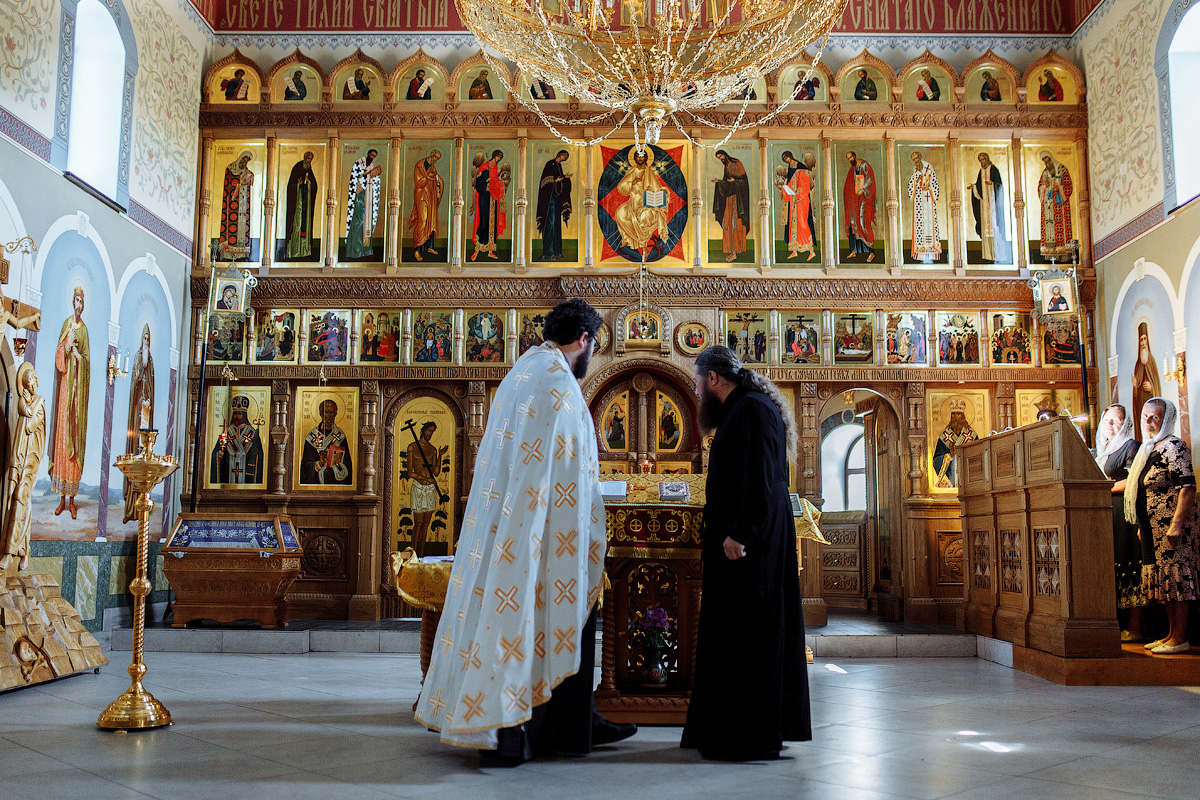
top-left (1124, 397), bottom-right (1198, 654)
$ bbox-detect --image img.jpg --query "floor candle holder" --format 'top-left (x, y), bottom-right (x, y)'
top-left (97, 429), bottom-right (179, 731)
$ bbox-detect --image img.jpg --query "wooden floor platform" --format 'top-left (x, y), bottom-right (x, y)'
top-left (1013, 641), bottom-right (1200, 686)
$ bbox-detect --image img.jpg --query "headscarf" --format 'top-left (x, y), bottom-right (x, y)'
top-left (1123, 397), bottom-right (1179, 525)
top-left (1095, 403), bottom-right (1134, 470)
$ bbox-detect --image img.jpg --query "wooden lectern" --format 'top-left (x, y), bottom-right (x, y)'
top-left (958, 418), bottom-right (1120, 659)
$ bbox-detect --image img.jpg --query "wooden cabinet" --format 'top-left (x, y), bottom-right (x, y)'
top-left (958, 419), bottom-right (1118, 658)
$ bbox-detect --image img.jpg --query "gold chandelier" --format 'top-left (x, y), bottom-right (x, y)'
top-left (456, 0), bottom-right (850, 147)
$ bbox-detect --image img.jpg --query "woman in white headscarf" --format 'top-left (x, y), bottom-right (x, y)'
top-left (1123, 397), bottom-right (1198, 654)
top-left (1095, 404), bottom-right (1144, 640)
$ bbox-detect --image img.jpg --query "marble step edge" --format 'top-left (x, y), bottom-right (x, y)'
top-left (110, 627), bottom-right (988, 661)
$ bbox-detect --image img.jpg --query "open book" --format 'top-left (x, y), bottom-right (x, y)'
top-left (643, 189), bottom-right (667, 208)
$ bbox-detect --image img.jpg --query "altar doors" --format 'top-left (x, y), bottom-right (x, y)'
top-left (863, 397), bottom-right (905, 620)
top-left (589, 369), bottom-right (700, 475)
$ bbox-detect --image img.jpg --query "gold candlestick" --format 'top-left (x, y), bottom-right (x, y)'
top-left (98, 429), bottom-right (179, 731)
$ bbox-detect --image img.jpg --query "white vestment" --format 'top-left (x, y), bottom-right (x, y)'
top-left (415, 342), bottom-right (606, 749)
top-left (907, 161), bottom-right (941, 260)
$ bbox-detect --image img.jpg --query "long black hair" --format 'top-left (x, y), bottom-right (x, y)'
top-left (695, 345), bottom-right (797, 461)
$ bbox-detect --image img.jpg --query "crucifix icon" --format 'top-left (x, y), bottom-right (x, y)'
top-left (842, 313), bottom-right (867, 336)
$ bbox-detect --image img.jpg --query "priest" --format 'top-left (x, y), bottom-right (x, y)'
top-left (682, 345), bottom-right (810, 761)
top-left (416, 298), bottom-right (636, 765)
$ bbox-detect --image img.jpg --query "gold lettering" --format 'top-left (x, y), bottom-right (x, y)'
top-left (848, 0), bottom-right (860, 27)
top-left (220, 0), bottom-right (237, 27)
top-left (924, 0), bottom-right (935, 28)
top-left (363, 0), bottom-right (375, 27)
top-left (979, 0), bottom-right (993, 28)
top-left (273, 0), bottom-right (283, 26)
top-left (877, 0), bottom-right (888, 29)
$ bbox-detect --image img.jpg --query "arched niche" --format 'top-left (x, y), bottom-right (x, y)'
top-left (328, 51), bottom-right (387, 104)
top-left (897, 51), bottom-right (957, 106)
top-left (776, 55), bottom-right (833, 104)
top-left (391, 50), bottom-right (451, 104)
top-left (1023, 50), bottom-right (1085, 105)
top-left (962, 51), bottom-right (1020, 106)
top-left (266, 50), bottom-right (325, 105)
top-left (204, 49), bottom-right (265, 105)
top-left (450, 53), bottom-right (510, 105)
top-left (834, 51), bottom-right (894, 105)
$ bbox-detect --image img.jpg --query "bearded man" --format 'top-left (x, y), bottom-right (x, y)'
top-left (681, 346), bottom-right (809, 761)
top-left (416, 298), bottom-right (636, 765)
top-left (1132, 322), bottom-right (1162, 437)
top-left (932, 400), bottom-right (979, 489)
top-left (122, 325), bottom-right (155, 522)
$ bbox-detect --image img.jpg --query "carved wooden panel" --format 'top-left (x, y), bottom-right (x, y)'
top-left (972, 530), bottom-right (992, 590)
top-left (297, 527), bottom-right (348, 581)
top-left (1000, 529), bottom-right (1023, 594)
top-left (1032, 526), bottom-right (1062, 598)
top-left (937, 531), bottom-right (964, 586)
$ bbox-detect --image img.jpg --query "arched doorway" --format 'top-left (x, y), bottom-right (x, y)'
top-left (587, 366), bottom-right (701, 475)
top-left (816, 388), bottom-right (905, 621)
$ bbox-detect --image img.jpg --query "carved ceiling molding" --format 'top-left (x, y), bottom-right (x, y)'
top-left (198, 107), bottom-right (1087, 131)
top-left (196, 275), bottom-right (1054, 308)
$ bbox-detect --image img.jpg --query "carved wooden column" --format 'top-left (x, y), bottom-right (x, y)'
top-left (387, 134), bottom-right (403, 272)
top-left (451, 136), bottom-right (465, 273)
top-left (184, 375), bottom-right (200, 493)
top-left (583, 142), bottom-right (595, 271)
top-left (948, 134), bottom-right (965, 273)
top-left (885, 133), bottom-right (901, 274)
top-left (692, 140), bottom-right (704, 273)
top-left (360, 380), bottom-right (380, 497)
top-left (402, 309), bottom-right (412, 365)
top-left (821, 309), bottom-right (834, 365)
top-left (1030, 313), bottom-right (1044, 367)
top-left (996, 382), bottom-right (1015, 431)
top-left (325, 134), bottom-right (340, 270)
top-left (505, 308), bottom-right (518, 362)
top-left (904, 382), bottom-right (926, 499)
top-left (453, 308), bottom-right (465, 364)
top-left (467, 380), bottom-right (487, 489)
top-left (349, 309), bottom-right (360, 364)
top-left (758, 135), bottom-right (771, 274)
top-left (767, 310), bottom-right (780, 365)
top-left (821, 135), bottom-right (836, 272)
top-left (632, 372), bottom-right (653, 465)
top-left (262, 136), bottom-right (278, 271)
top-left (798, 380), bottom-right (824, 627)
top-left (515, 135), bottom-right (528, 274)
top-left (1011, 136), bottom-right (1028, 274)
top-left (196, 137), bottom-right (214, 274)
top-left (1073, 133), bottom-right (1093, 274)
top-left (270, 380), bottom-right (290, 497)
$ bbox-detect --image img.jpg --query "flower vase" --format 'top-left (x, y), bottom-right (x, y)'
top-left (638, 647), bottom-right (669, 688)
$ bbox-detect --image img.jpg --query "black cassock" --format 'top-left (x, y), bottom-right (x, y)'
top-left (681, 385), bottom-right (810, 760)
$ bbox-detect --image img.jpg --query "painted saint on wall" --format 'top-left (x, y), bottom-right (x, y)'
top-left (283, 151), bottom-right (319, 260)
top-left (283, 69), bottom-right (308, 101)
top-left (841, 149), bottom-right (878, 262)
top-left (832, 312), bottom-right (874, 365)
top-left (711, 148), bottom-right (753, 263)
top-left (969, 150), bottom-right (1012, 264)
top-left (781, 312), bottom-right (821, 365)
top-left (931, 397), bottom-right (981, 490)
top-left (886, 312), bottom-right (928, 366)
top-left (937, 312), bottom-right (981, 366)
top-left (221, 68), bottom-right (250, 101)
top-left (306, 310), bottom-right (350, 364)
top-left (467, 69), bottom-right (493, 100)
top-left (602, 393), bottom-right (629, 452)
top-left (775, 149), bottom-right (818, 262)
top-left (253, 309), bottom-right (298, 364)
top-left (518, 311), bottom-right (548, 355)
top-left (1132, 321), bottom-right (1162, 433)
top-left (906, 151), bottom-right (941, 263)
top-left (409, 149), bottom-right (444, 262)
top-left (208, 391), bottom-right (266, 487)
top-left (407, 68), bottom-right (434, 99)
top-left (535, 149), bottom-right (572, 262)
top-left (344, 147), bottom-right (384, 261)
top-left (392, 397), bottom-right (456, 557)
top-left (725, 311), bottom-right (768, 364)
top-left (342, 68), bottom-right (373, 100)
top-left (121, 325), bottom-right (154, 523)
top-left (413, 311), bottom-right (453, 363)
top-left (915, 69), bottom-right (941, 101)
top-left (597, 144), bottom-right (689, 264)
top-left (219, 151), bottom-right (255, 260)
top-left (297, 395), bottom-right (352, 484)
top-left (48, 286), bottom-right (90, 520)
top-left (360, 310), bottom-right (402, 363)
top-left (852, 68), bottom-right (879, 101)
top-left (469, 148), bottom-right (511, 261)
top-left (1036, 150), bottom-right (1074, 259)
top-left (1037, 69), bottom-right (1065, 101)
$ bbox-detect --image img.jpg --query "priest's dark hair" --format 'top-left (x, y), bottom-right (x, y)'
top-left (543, 298), bottom-right (603, 346)
top-left (695, 345), bottom-right (797, 461)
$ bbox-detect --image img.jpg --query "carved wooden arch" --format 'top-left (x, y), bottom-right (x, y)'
top-left (265, 50), bottom-right (326, 104)
top-left (380, 384), bottom-right (468, 585)
top-left (614, 302), bottom-right (672, 357)
top-left (389, 49), bottom-right (452, 103)
top-left (897, 50), bottom-right (958, 104)
top-left (1022, 50), bottom-right (1086, 104)
top-left (202, 49), bottom-right (266, 105)
top-left (961, 50), bottom-right (1021, 102)
top-left (327, 50), bottom-right (390, 104)
top-left (449, 52), bottom-right (512, 105)
top-left (581, 356), bottom-right (697, 404)
top-left (834, 50), bottom-right (896, 103)
top-left (773, 53), bottom-right (834, 104)
top-left (815, 384), bottom-right (904, 429)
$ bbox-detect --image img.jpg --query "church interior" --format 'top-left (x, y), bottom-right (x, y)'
top-left (4, 0), bottom-right (1200, 796)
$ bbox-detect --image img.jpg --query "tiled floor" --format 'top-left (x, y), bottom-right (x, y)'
top-left (4, 651), bottom-right (1200, 799)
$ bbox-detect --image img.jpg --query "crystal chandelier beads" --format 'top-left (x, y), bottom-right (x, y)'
top-left (456, 0), bottom-right (850, 148)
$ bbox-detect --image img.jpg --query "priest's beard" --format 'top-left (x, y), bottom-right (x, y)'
top-left (1140, 346), bottom-right (1150, 365)
top-left (571, 345), bottom-right (592, 381)
top-left (697, 383), bottom-right (728, 434)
